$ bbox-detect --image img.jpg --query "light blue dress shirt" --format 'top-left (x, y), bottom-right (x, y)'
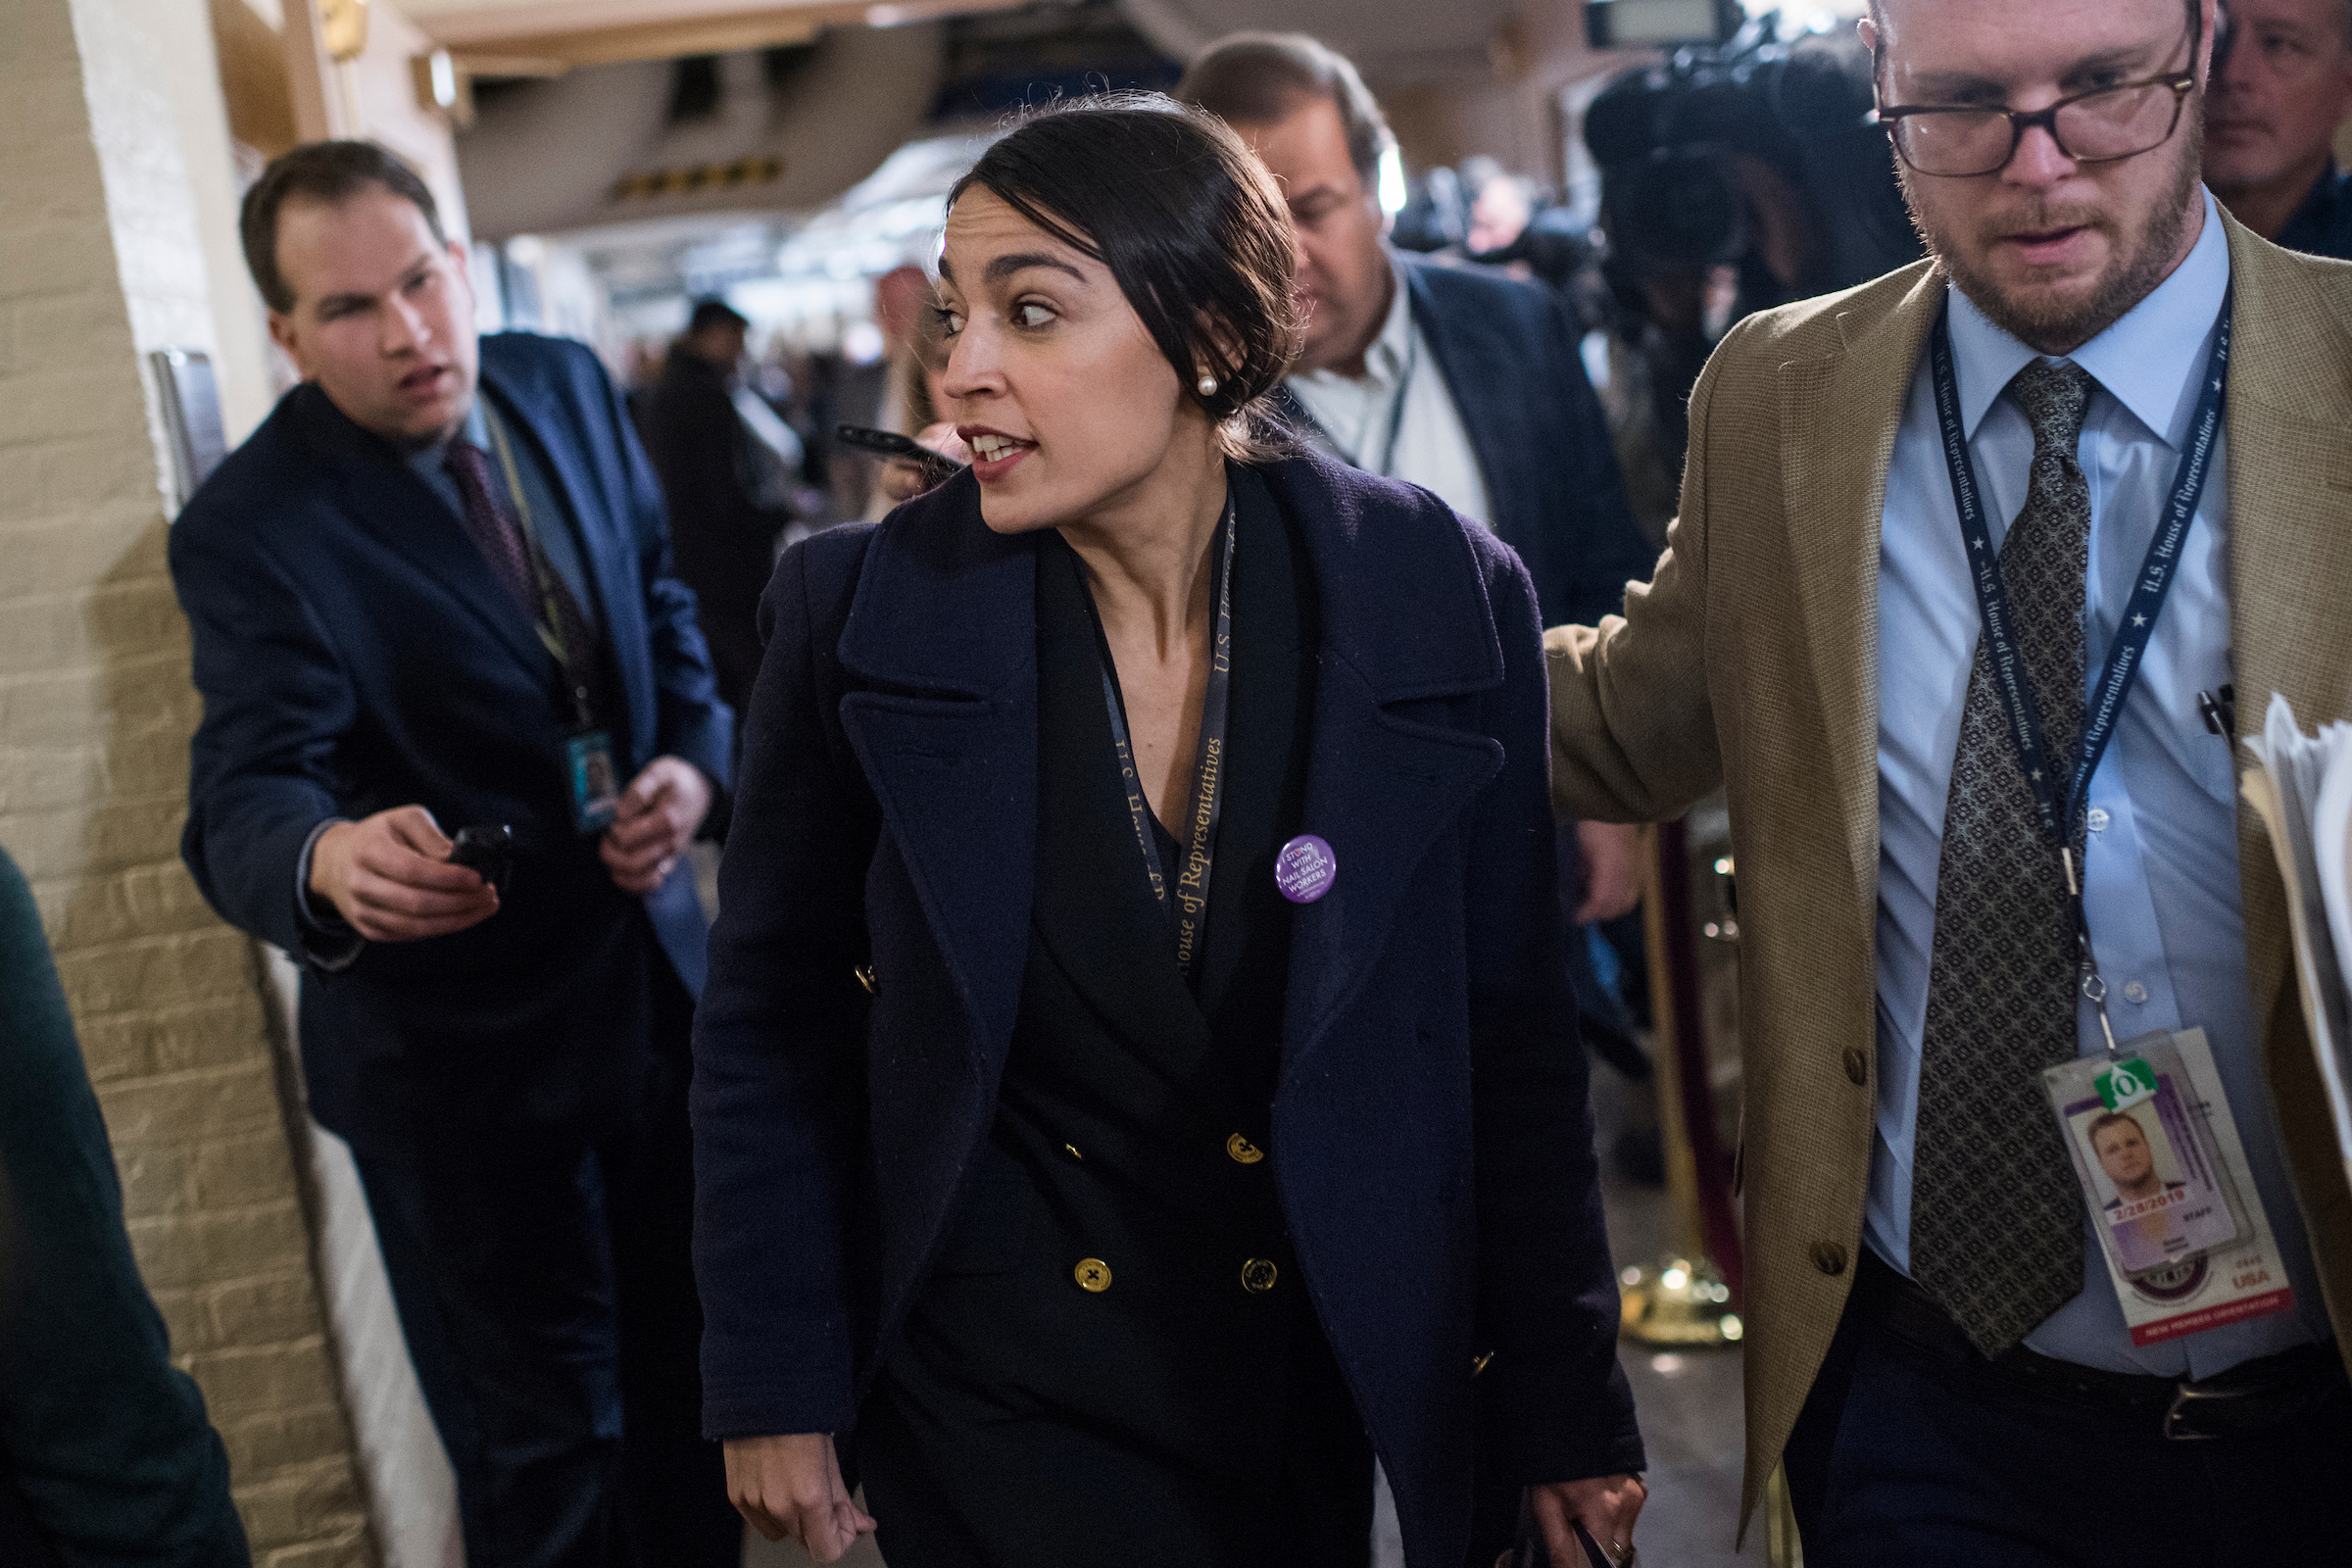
top-left (1865, 191), bottom-right (2331, 1376)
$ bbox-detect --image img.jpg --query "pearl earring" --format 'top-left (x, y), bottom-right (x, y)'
top-left (1197, 373), bottom-right (1219, 397)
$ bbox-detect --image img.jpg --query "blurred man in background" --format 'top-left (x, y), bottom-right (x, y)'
top-left (1181, 35), bottom-right (1652, 632)
top-left (1459, 156), bottom-right (1537, 256)
top-left (641, 298), bottom-right (799, 722)
top-left (171, 141), bottom-right (739, 1568)
top-left (2203, 0), bottom-right (2352, 255)
top-left (1181, 34), bottom-right (1655, 937)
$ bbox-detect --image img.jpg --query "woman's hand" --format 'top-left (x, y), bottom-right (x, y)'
top-left (876, 422), bottom-right (972, 503)
top-left (1530, 1472), bottom-right (1646, 1565)
top-left (723, 1433), bottom-right (875, 1561)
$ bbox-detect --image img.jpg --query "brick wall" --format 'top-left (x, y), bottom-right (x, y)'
top-left (0, 0), bottom-right (375, 1561)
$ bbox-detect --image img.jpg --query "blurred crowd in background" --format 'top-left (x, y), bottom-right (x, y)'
top-left (618, 14), bottom-right (1930, 562)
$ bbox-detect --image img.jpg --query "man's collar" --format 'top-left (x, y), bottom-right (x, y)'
top-left (1362, 253), bottom-right (1415, 384)
top-left (404, 397), bottom-right (487, 476)
top-left (1299, 251), bottom-right (1415, 389)
top-left (1946, 188), bottom-right (2230, 449)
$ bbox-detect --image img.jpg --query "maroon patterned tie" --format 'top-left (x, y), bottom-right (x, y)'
top-left (443, 435), bottom-right (607, 726)
top-left (444, 438), bottom-right (536, 613)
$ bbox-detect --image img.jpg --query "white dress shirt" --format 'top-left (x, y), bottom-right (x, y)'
top-left (1866, 191), bottom-right (2330, 1375)
top-left (1286, 258), bottom-right (1494, 527)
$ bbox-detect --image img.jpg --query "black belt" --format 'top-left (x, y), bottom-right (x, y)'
top-left (1854, 1249), bottom-right (2344, 1441)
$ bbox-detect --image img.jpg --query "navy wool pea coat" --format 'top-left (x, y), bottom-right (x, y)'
top-left (171, 332), bottom-right (732, 1158)
top-left (691, 455), bottom-right (1642, 1565)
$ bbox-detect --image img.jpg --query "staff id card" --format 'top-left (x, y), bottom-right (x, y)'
top-left (566, 729), bottom-right (620, 835)
top-left (2042, 1029), bottom-right (2296, 1347)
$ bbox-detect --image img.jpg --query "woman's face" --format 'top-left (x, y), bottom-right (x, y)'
top-left (934, 186), bottom-right (1211, 535)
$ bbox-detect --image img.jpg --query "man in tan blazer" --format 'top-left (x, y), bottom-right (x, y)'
top-left (1548, 0), bottom-right (2352, 1559)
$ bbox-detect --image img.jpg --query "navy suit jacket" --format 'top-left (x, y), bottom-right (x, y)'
top-left (692, 457), bottom-right (1642, 1565)
top-left (172, 333), bottom-right (732, 1157)
top-left (1399, 256), bottom-right (1655, 629)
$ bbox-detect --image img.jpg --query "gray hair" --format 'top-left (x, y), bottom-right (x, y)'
top-left (1176, 32), bottom-right (1396, 186)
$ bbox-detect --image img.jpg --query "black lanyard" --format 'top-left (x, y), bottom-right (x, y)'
top-left (1367, 324), bottom-right (1418, 477)
top-left (1082, 495), bottom-right (1236, 980)
top-left (484, 404), bottom-right (599, 731)
top-left (1927, 291), bottom-right (2231, 1036)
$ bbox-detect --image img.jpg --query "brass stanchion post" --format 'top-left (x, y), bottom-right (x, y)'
top-left (1617, 820), bottom-right (1741, 1346)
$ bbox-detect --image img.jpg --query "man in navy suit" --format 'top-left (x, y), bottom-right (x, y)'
top-left (170, 143), bottom-right (738, 1568)
top-left (1181, 36), bottom-right (1658, 1060)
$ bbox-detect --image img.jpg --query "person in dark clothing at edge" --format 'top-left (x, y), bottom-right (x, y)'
top-left (640, 298), bottom-right (796, 722)
top-left (169, 142), bottom-right (738, 1568)
top-left (2204, 0), bottom-right (2352, 255)
top-left (1178, 32), bottom-right (1661, 1094)
top-left (693, 96), bottom-right (1645, 1568)
top-left (0, 846), bottom-right (252, 1568)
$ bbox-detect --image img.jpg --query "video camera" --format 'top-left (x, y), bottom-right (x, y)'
top-left (1585, 10), bottom-right (1920, 326)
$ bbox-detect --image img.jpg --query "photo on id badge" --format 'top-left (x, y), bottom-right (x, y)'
top-left (567, 730), bottom-right (620, 834)
top-left (2057, 1055), bottom-right (2235, 1274)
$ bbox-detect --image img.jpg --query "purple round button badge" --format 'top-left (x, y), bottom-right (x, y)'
top-left (1275, 834), bottom-right (1337, 905)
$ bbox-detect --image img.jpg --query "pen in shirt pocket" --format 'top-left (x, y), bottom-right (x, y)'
top-left (2196, 683), bottom-right (2236, 740)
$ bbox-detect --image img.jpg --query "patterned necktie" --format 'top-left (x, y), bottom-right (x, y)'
top-left (444, 437), bottom-right (604, 720)
top-left (444, 438), bottom-right (538, 613)
top-left (1909, 359), bottom-right (2095, 1357)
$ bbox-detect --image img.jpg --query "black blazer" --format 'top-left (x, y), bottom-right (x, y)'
top-left (171, 333), bottom-right (733, 1157)
top-left (691, 456), bottom-right (1642, 1565)
top-left (1405, 256), bottom-right (1655, 629)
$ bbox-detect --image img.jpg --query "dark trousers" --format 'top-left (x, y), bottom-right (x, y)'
top-left (1785, 1284), bottom-right (2352, 1567)
top-left (352, 982), bottom-right (737, 1568)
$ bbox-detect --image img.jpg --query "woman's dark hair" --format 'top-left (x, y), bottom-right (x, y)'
top-left (948, 93), bottom-right (1298, 456)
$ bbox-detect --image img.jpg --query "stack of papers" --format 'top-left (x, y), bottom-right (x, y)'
top-left (2239, 694), bottom-right (2352, 1191)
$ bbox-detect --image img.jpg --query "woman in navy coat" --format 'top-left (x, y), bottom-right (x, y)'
top-left (692, 96), bottom-right (1644, 1568)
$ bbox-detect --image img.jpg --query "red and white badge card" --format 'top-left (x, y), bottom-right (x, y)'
top-left (2043, 1028), bottom-right (2296, 1348)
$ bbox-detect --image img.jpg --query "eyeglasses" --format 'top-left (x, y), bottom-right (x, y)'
top-left (1875, 11), bottom-right (2202, 178)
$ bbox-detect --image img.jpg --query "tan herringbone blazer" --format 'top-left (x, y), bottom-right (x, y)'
top-left (1546, 210), bottom-right (2352, 1531)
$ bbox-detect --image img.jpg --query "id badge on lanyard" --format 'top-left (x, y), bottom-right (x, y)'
top-left (2042, 1029), bottom-right (2295, 1345)
top-left (565, 729), bottom-right (621, 833)
top-left (485, 407), bottom-right (618, 836)
top-left (1928, 295), bottom-right (2293, 1340)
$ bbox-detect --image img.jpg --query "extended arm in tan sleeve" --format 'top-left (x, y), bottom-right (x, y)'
top-left (1544, 324), bottom-right (1746, 825)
